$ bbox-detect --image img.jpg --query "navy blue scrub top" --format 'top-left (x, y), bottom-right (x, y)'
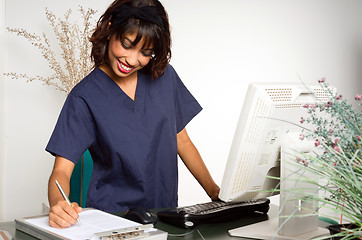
top-left (46, 65), bottom-right (202, 213)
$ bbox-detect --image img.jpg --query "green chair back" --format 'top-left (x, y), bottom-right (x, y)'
top-left (70, 150), bottom-right (93, 207)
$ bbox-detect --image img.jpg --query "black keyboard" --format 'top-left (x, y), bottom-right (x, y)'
top-left (157, 198), bottom-right (270, 229)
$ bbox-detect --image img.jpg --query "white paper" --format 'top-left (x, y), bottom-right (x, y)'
top-left (25, 209), bottom-right (141, 240)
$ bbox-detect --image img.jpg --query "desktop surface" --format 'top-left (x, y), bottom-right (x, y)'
top-left (0, 206), bottom-right (276, 240)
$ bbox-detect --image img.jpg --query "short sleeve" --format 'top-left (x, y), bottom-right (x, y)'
top-left (46, 93), bottom-right (96, 163)
top-left (172, 68), bottom-right (202, 133)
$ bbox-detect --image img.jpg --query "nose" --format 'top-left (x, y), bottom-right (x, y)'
top-left (125, 50), bottom-right (140, 67)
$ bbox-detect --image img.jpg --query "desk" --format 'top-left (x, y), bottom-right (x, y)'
top-left (0, 206), bottom-right (278, 240)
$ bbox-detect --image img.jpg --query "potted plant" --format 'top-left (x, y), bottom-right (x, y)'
top-left (5, 6), bottom-right (96, 94)
top-left (284, 78), bottom-right (361, 240)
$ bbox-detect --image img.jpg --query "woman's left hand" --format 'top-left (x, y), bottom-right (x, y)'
top-left (209, 185), bottom-right (220, 201)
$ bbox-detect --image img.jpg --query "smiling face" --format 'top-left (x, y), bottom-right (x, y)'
top-left (106, 32), bottom-right (153, 81)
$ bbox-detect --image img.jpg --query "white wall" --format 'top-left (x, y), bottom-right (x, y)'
top-left (1, 0), bottom-right (362, 221)
top-left (0, 0), bottom-right (6, 221)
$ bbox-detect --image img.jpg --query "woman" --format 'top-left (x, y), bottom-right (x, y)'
top-left (46, 0), bottom-right (219, 228)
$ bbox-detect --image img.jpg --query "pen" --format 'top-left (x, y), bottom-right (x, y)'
top-left (55, 180), bottom-right (80, 223)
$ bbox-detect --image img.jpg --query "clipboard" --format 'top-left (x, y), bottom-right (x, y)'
top-left (15, 208), bottom-right (167, 240)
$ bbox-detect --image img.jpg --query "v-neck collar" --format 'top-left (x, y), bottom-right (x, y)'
top-left (96, 67), bottom-right (146, 113)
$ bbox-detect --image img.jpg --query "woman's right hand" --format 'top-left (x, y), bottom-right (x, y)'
top-left (48, 156), bottom-right (81, 228)
top-left (49, 200), bottom-right (82, 228)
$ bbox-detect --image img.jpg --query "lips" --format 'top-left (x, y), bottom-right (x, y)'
top-left (117, 60), bottom-right (134, 74)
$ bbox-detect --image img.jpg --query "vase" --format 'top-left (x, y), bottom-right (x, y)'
top-left (327, 223), bottom-right (361, 240)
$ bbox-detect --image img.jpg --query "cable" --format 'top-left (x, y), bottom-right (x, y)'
top-left (168, 229), bottom-right (206, 240)
top-left (196, 229), bottom-right (206, 240)
top-left (168, 229), bottom-right (195, 237)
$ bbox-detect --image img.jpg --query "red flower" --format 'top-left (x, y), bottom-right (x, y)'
top-left (318, 77), bottom-right (326, 83)
top-left (336, 94), bottom-right (343, 100)
top-left (299, 134), bottom-right (305, 140)
top-left (302, 159), bottom-right (309, 166)
top-left (333, 146), bottom-right (342, 153)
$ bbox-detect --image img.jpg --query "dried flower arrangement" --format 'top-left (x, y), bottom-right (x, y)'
top-left (285, 79), bottom-right (361, 239)
top-left (5, 6), bottom-right (97, 94)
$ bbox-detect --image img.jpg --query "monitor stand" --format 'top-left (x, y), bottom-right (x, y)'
top-left (229, 138), bottom-right (330, 240)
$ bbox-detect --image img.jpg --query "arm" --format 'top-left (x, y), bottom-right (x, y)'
top-left (177, 128), bottom-right (220, 201)
top-left (48, 155), bottom-right (82, 228)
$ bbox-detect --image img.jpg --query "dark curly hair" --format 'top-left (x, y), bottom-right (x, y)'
top-left (90, 0), bottom-right (171, 79)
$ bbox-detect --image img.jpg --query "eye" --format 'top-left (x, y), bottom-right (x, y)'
top-left (121, 42), bottom-right (131, 50)
top-left (141, 51), bottom-right (153, 57)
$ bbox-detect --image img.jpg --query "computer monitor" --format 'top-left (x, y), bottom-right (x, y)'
top-left (219, 82), bottom-right (334, 239)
